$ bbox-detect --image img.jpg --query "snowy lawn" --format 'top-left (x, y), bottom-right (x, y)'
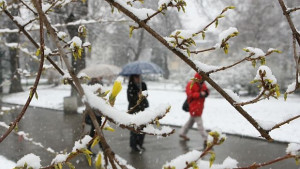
top-left (2, 82), bottom-right (300, 144)
top-left (0, 155), bottom-right (16, 169)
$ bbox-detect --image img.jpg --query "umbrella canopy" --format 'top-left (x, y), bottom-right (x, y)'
top-left (79, 64), bottom-right (121, 78)
top-left (119, 61), bottom-right (164, 76)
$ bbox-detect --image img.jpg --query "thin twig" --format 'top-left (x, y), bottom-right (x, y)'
top-left (235, 154), bottom-right (295, 169)
top-left (270, 115), bottom-right (300, 131)
top-left (235, 89), bottom-right (266, 107)
top-left (287, 7), bottom-right (300, 14)
top-left (207, 53), bottom-right (254, 74)
top-left (19, 0), bottom-right (37, 16)
top-left (190, 47), bottom-right (216, 54)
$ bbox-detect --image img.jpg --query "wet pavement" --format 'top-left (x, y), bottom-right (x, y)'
top-left (0, 105), bottom-right (299, 169)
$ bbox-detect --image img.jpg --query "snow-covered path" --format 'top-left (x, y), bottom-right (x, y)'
top-left (2, 82), bottom-right (300, 143)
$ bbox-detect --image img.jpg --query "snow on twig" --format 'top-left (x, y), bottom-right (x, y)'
top-left (82, 84), bottom-right (171, 127)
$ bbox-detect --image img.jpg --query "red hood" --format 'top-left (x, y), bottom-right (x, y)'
top-left (194, 73), bottom-right (202, 81)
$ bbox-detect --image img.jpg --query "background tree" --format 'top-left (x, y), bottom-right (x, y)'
top-left (5, 5), bottom-right (23, 93)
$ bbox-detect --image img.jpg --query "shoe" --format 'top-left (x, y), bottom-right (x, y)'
top-left (139, 145), bottom-right (146, 151)
top-left (179, 134), bottom-right (190, 141)
top-left (131, 147), bottom-right (140, 153)
top-left (203, 140), bottom-right (207, 149)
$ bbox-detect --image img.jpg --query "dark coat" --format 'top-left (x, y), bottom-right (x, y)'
top-left (127, 80), bottom-right (149, 114)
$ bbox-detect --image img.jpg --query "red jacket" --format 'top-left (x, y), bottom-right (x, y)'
top-left (186, 74), bottom-right (209, 117)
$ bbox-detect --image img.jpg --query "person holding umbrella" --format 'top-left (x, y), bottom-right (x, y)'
top-left (127, 74), bottom-right (149, 152)
top-left (120, 61), bottom-right (163, 152)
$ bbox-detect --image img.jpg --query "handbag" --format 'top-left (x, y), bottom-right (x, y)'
top-left (182, 98), bottom-right (189, 112)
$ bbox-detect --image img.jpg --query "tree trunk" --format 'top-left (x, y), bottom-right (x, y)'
top-left (133, 29), bottom-right (145, 61)
top-left (0, 50), bottom-right (4, 93)
top-left (8, 44), bottom-right (23, 93)
top-left (7, 8), bottom-right (23, 93)
top-left (163, 54), bottom-right (170, 79)
top-left (65, 2), bottom-right (88, 101)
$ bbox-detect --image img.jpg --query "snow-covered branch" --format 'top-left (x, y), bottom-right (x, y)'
top-left (235, 65), bottom-right (280, 106)
top-left (0, 18), bottom-right (132, 34)
top-left (287, 6), bottom-right (300, 14)
top-left (82, 84), bottom-right (174, 136)
top-left (165, 7), bottom-right (236, 56)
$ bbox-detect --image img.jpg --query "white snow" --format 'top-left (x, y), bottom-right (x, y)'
top-left (244, 47), bottom-right (265, 58)
top-left (51, 154), bottom-right (69, 164)
top-left (286, 143), bottom-right (300, 155)
top-left (0, 155), bottom-right (16, 169)
top-left (13, 16), bottom-right (28, 26)
top-left (224, 89), bottom-right (241, 102)
top-left (142, 124), bottom-right (173, 135)
top-left (219, 27), bottom-right (238, 43)
top-left (96, 152), bottom-right (135, 169)
top-left (158, 0), bottom-right (172, 9)
top-left (47, 147), bottom-right (55, 154)
top-left (286, 76), bottom-right (300, 93)
top-left (42, 3), bottom-right (51, 12)
top-left (114, 0), bottom-right (156, 20)
top-left (57, 31), bottom-right (68, 39)
top-left (83, 42), bottom-right (91, 47)
top-left (163, 150), bottom-right (202, 169)
top-left (69, 36), bottom-right (82, 50)
top-left (163, 149), bottom-right (238, 169)
top-left (83, 84), bottom-right (171, 127)
top-left (254, 65), bottom-right (277, 85)
top-left (55, 0), bottom-right (71, 7)
top-left (268, 48), bottom-right (275, 52)
top-left (193, 60), bottom-right (220, 73)
top-left (72, 135), bottom-right (92, 152)
top-left (2, 82), bottom-right (300, 144)
top-left (15, 153), bottom-right (41, 169)
top-left (44, 46), bottom-right (52, 56)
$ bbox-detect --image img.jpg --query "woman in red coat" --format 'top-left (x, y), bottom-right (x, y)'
top-left (179, 73), bottom-right (209, 145)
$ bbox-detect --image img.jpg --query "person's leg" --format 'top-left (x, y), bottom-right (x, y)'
top-left (195, 116), bottom-right (208, 138)
top-left (130, 131), bottom-right (139, 152)
top-left (138, 134), bottom-right (146, 150)
top-left (179, 116), bottom-right (195, 140)
top-left (87, 125), bottom-right (95, 151)
top-left (195, 116), bottom-right (208, 148)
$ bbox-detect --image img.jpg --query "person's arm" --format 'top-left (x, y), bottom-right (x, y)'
top-left (200, 83), bottom-right (209, 98)
top-left (142, 82), bottom-right (147, 91)
top-left (186, 81), bottom-right (200, 99)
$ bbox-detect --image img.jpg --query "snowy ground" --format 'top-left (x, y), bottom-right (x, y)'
top-left (0, 155), bottom-right (16, 169)
top-left (2, 81), bottom-right (300, 145)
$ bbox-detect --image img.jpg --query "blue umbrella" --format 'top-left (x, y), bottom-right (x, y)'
top-left (119, 61), bottom-right (164, 76)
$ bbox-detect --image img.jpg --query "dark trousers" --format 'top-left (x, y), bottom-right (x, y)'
top-left (88, 120), bottom-right (102, 150)
top-left (130, 131), bottom-right (145, 148)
